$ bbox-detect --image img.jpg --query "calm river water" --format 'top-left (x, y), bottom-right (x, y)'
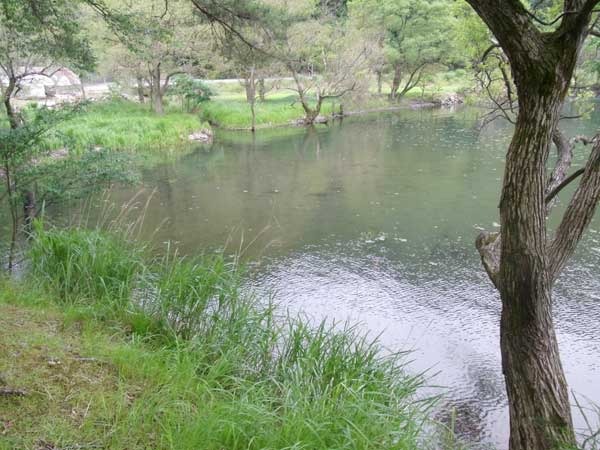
top-left (87, 107), bottom-right (600, 448)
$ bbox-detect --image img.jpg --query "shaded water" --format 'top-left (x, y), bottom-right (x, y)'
top-left (83, 108), bottom-right (600, 448)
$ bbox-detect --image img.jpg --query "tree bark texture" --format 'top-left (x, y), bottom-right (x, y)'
top-left (464, 1), bottom-right (600, 449)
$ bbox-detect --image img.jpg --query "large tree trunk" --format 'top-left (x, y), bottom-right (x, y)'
top-left (498, 95), bottom-right (574, 450)
top-left (463, 2), bottom-right (600, 448)
top-left (152, 87), bottom-right (164, 114)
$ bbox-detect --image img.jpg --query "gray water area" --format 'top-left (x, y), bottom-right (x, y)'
top-left (73, 107), bottom-right (600, 448)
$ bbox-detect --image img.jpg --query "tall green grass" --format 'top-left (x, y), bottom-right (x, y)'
top-left (46, 99), bottom-right (204, 154)
top-left (28, 224), bottom-right (144, 306)
top-left (25, 225), bottom-right (436, 449)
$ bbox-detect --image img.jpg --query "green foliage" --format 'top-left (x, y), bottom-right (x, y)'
top-left (48, 100), bottom-right (202, 153)
top-left (0, 106), bottom-right (73, 170)
top-left (168, 75), bottom-right (213, 112)
top-left (28, 224), bottom-right (144, 306)
top-left (145, 253), bottom-right (245, 342)
top-left (349, 0), bottom-right (455, 98)
top-left (22, 149), bottom-right (140, 207)
top-left (0, 0), bottom-right (96, 72)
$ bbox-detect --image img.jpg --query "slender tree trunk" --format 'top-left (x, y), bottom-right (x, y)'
top-left (375, 69), bottom-right (382, 95)
top-left (23, 190), bottom-right (36, 229)
top-left (258, 78), bottom-right (266, 101)
top-left (3, 78), bottom-right (20, 129)
top-left (246, 67), bottom-right (257, 132)
top-left (244, 80), bottom-right (253, 103)
top-left (250, 100), bottom-right (256, 132)
top-left (136, 76), bottom-right (145, 104)
top-left (150, 66), bottom-right (164, 115)
top-left (79, 79), bottom-right (87, 101)
top-left (389, 64), bottom-right (402, 100)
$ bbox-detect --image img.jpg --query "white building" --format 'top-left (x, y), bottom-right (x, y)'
top-left (0, 67), bottom-right (82, 99)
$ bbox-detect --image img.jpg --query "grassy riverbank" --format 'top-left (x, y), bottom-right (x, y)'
top-left (0, 225), bottom-right (458, 450)
top-left (199, 69), bottom-right (472, 130)
top-left (6, 71), bottom-right (472, 153)
top-left (47, 100), bottom-right (207, 154)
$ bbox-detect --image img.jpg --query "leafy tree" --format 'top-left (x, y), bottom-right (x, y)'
top-left (350, 0), bottom-right (451, 100)
top-left (284, 19), bottom-right (370, 124)
top-left (167, 75), bottom-right (213, 112)
top-left (0, 0), bottom-right (135, 270)
top-left (105, 0), bottom-right (207, 115)
top-left (0, 0), bottom-right (95, 128)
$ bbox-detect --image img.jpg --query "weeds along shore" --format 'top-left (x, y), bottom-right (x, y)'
top-left (0, 223), bottom-right (458, 450)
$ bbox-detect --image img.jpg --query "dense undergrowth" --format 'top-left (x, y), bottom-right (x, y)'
top-left (0, 224), bottom-right (461, 450)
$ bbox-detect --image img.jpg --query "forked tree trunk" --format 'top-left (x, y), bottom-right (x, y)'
top-left (299, 94), bottom-right (323, 125)
top-left (464, 2), bottom-right (600, 449)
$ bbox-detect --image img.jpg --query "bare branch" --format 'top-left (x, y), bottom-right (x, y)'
top-left (475, 231), bottom-right (501, 289)
top-left (545, 168), bottom-right (585, 205)
top-left (548, 138), bottom-right (600, 279)
top-left (547, 128), bottom-right (575, 198)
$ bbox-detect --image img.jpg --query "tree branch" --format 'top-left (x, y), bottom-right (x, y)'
top-left (476, 231), bottom-right (501, 289)
top-left (545, 168), bottom-right (585, 205)
top-left (548, 138), bottom-right (600, 279)
top-left (547, 128), bottom-right (575, 199)
top-left (464, 0), bottom-right (542, 77)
